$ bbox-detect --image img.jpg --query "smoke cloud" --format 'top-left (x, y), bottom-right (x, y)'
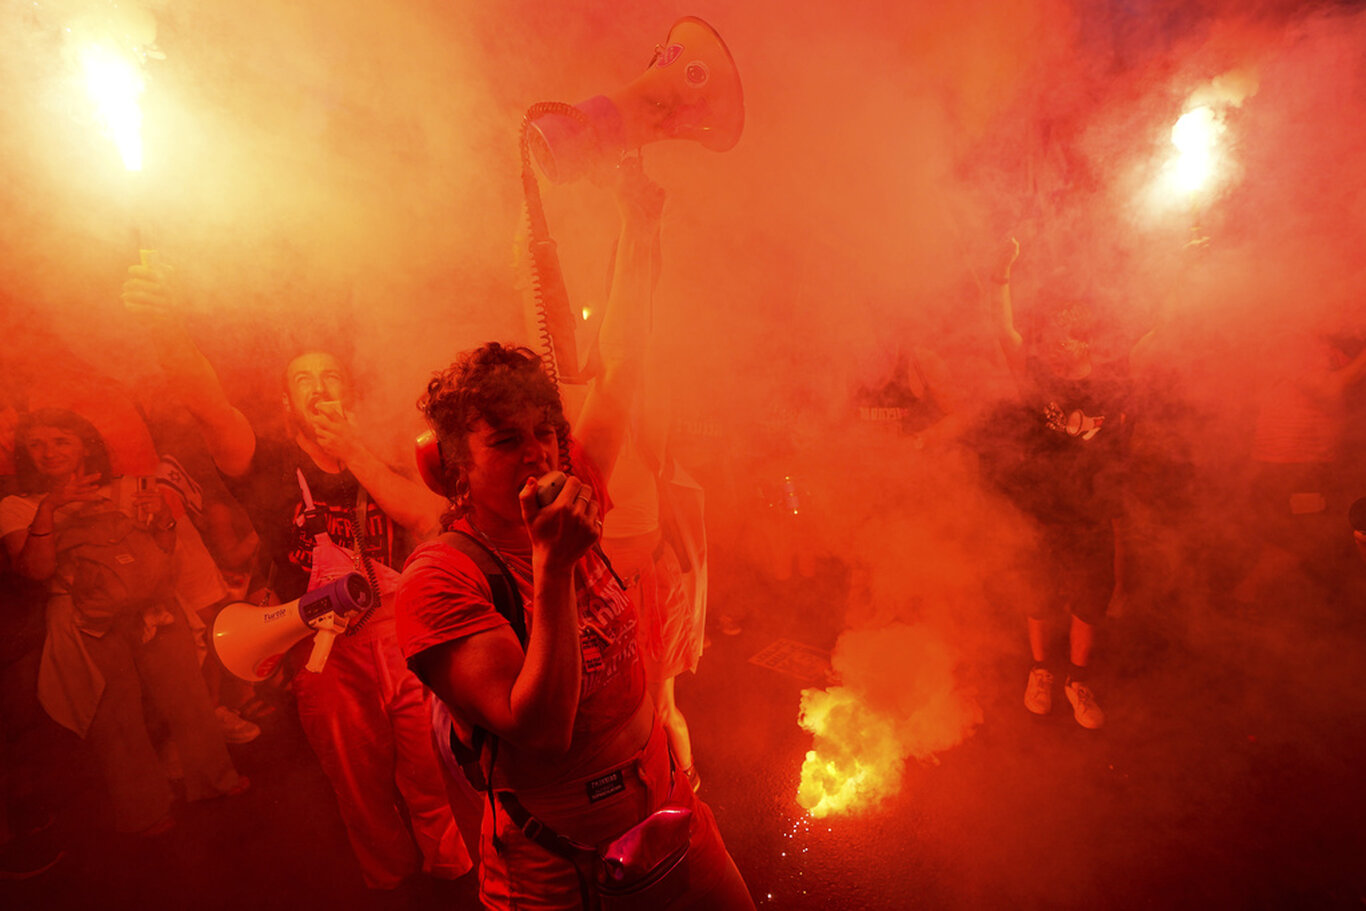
top-left (3, 0), bottom-right (1366, 900)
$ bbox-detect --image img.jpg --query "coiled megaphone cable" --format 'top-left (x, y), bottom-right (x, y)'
top-left (520, 102), bottom-right (597, 387)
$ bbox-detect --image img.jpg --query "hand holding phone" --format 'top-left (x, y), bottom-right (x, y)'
top-left (528, 470), bottom-right (622, 585)
top-left (120, 475), bottom-right (158, 524)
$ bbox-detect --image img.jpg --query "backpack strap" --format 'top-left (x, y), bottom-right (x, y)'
top-left (433, 530), bottom-right (528, 790)
top-left (438, 530), bottom-right (527, 644)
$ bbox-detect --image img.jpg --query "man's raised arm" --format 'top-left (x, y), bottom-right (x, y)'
top-left (122, 261), bottom-right (257, 477)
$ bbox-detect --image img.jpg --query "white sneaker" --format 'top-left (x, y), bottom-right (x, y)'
top-left (215, 707), bottom-right (261, 744)
top-left (1064, 679), bottom-right (1105, 730)
top-left (1024, 667), bottom-right (1054, 715)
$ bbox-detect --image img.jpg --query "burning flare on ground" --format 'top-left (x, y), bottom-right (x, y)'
top-left (797, 623), bottom-right (982, 818)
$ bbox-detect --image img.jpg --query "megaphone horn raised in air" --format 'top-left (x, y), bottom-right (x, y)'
top-left (529, 16), bottom-right (745, 183)
top-left (212, 573), bottom-right (372, 682)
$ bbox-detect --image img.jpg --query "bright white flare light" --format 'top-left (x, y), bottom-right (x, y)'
top-left (1169, 106), bottom-right (1222, 196)
top-left (78, 41), bottom-right (145, 171)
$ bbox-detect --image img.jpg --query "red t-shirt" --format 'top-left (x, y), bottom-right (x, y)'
top-left (396, 458), bottom-right (644, 781)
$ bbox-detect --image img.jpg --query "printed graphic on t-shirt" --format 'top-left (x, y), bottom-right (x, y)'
top-left (578, 559), bottom-right (638, 696)
top-left (286, 500), bottom-right (392, 573)
top-left (858, 405), bottom-right (909, 425)
top-left (1043, 401), bottom-right (1106, 441)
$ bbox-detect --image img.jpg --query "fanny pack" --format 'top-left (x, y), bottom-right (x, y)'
top-left (496, 781), bottom-right (693, 911)
top-left (596, 802), bottom-right (692, 908)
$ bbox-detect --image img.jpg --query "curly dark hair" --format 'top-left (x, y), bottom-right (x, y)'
top-left (418, 343), bottom-right (571, 523)
top-left (13, 408), bottom-right (114, 495)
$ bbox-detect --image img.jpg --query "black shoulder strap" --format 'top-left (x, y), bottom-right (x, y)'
top-left (439, 530), bottom-right (527, 645)
top-left (433, 530), bottom-right (528, 792)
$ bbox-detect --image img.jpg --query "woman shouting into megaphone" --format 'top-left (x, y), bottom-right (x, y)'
top-left (396, 164), bottom-right (753, 910)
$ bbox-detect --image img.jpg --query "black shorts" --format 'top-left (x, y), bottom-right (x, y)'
top-left (982, 516), bottom-right (1115, 625)
top-left (1034, 518), bottom-right (1116, 624)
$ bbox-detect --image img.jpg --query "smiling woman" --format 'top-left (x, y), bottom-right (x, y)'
top-left (19, 422), bottom-right (104, 489)
top-left (0, 408), bottom-right (246, 835)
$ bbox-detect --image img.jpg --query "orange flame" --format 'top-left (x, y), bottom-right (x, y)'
top-left (797, 688), bottom-right (905, 817)
top-left (795, 623), bottom-right (982, 818)
top-left (1169, 105), bottom-right (1223, 196)
top-left (78, 41), bottom-right (145, 171)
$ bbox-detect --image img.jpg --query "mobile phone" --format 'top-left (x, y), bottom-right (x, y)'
top-left (119, 475), bottom-right (156, 521)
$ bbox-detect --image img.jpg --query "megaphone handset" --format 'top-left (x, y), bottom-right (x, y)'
top-left (531, 471), bottom-right (625, 589)
top-left (534, 470), bottom-right (568, 507)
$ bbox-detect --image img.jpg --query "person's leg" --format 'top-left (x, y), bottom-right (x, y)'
top-left (1024, 615), bottom-right (1055, 715)
top-left (1004, 532), bottom-right (1054, 716)
top-left (81, 622), bottom-right (174, 832)
top-left (378, 625), bottom-right (472, 881)
top-left (0, 648), bottom-right (65, 877)
top-left (1061, 521), bottom-right (1114, 730)
top-left (672, 799), bottom-right (756, 910)
top-left (196, 606), bottom-right (260, 743)
top-left (1069, 613), bottom-right (1095, 668)
top-left (651, 676), bottom-right (697, 788)
top-left (293, 631), bottom-right (422, 889)
top-left (665, 749), bottom-right (754, 911)
top-left (0, 647), bottom-right (44, 840)
top-left (1064, 613), bottom-right (1105, 729)
top-left (136, 608), bottom-right (243, 801)
top-left (1024, 535), bottom-right (1058, 716)
top-left (1028, 616), bottom-right (1050, 664)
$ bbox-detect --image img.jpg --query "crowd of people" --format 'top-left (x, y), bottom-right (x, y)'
top-left (0, 162), bottom-right (757, 910)
top-left (2, 149), bottom-right (1365, 911)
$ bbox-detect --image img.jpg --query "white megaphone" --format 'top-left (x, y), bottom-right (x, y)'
top-left (212, 572), bottom-right (373, 682)
top-left (528, 16), bottom-right (744, 183)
